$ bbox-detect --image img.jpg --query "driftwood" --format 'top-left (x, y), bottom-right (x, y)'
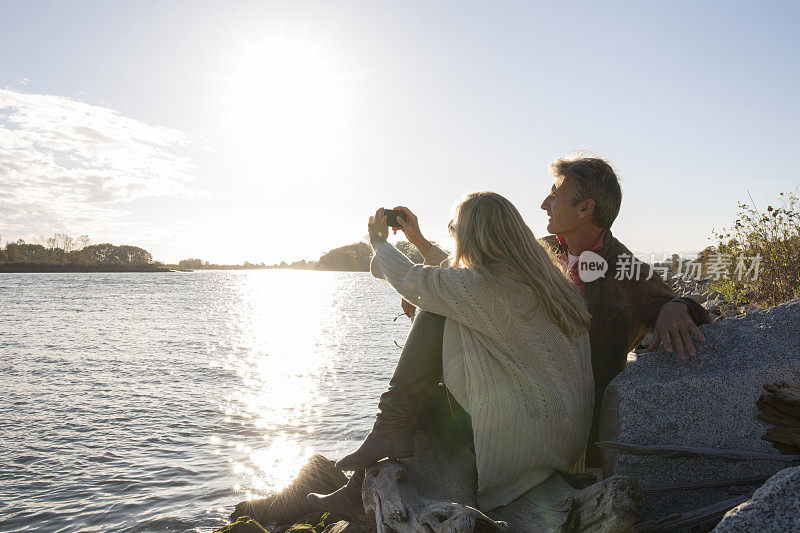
top-left (600, 434), bottom-right (798, 532)
top-left (361, 431), bottom-right (505, 533)
top-left (757, 381), bottom-right (800, 454)
top-left (634, 494), bottom-right (753, 533)
top-left (362, 430), bottom-right (642, 532)
top-left (640, 475), bottom-right (771, 494)
top-left (596, 441), bottom-right (800, 463)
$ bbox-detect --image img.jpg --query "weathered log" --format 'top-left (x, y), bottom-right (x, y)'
top-left (363, 430), bottom-right (642, 532)
top-left (596, 441), bottom-right (800, 463)
top-left (640, 475), bottom-right (771, 494)
top-left (760, 381), bottom-right (800, 407)
top-left (634, 495), bottom-right (753, 533)
top-left (757, 381), bottom-right (800, 454)
top-left (361, 431), bottom-right (504, 533)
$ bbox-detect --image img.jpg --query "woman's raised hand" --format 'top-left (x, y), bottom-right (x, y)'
top-left (368, 208), bottom-right (389, 246)
top-left (392, 206), bottom-right (423, 243)
top-left (393, 206), bottom-right (432, 257)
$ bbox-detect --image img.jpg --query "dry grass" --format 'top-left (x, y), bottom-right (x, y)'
top-left (711, 191), bottom-right (800, 307)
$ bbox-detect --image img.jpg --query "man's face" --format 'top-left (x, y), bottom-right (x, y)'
top-left (540, 177), bottom-right (583, 235)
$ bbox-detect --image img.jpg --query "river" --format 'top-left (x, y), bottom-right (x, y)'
top-left (0, 270), bottom-right (412, 532)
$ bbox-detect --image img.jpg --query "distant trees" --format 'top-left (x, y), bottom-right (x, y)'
top-left (395, 241), bottom-right (425, 264)
top-left (0, 235), bottom-right (153, 266)
top-left (284, 259), bottom-right (312, 269)
top-left (42, 233), bottom-right (89, 253)
top-left (178, 258), bottom-right (205, 269)
top-left (82, 244), bottom-right (152, 265)
top-left (317, 242), bottom-right (372, 271)
top-left (314, 240), bottom-right (441, 272)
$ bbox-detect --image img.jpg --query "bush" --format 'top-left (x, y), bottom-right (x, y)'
top-left (712, 191), bottom-right (800, 307)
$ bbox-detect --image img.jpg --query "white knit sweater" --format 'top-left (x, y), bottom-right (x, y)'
top-left (371, 241), bottom-right (594, 511)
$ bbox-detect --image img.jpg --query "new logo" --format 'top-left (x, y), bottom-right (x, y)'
top-left (578, 251), bottom-right (608, 283)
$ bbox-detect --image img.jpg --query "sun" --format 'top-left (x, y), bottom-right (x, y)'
top-left (215, 30), bottom-right (360, 258)
top-left (226, 35), bottom-right (346, 158)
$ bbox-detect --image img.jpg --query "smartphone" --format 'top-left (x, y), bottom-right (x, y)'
top-left (383, 209), bottom-right (407, 228)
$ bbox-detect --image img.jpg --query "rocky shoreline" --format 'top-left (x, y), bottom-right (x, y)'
top-left (664, 273), bottom-right (762, 319)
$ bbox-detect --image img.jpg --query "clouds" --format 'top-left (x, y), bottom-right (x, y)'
top-left (0, 89), bottom-right (197, 237)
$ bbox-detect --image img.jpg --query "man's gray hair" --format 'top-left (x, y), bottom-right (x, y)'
top-left (550, 153), bottom-right (622, 229)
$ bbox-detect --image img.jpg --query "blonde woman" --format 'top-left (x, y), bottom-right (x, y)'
top-left (309, 192), bottom-right (593, 518)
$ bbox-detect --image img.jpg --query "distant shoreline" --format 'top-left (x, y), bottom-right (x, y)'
top-left (1, 238), bottom-right (421, 275)
top-left (0, 264), bottom-right (369, 273)
top-left (0, 264), bottom-right (175, 273)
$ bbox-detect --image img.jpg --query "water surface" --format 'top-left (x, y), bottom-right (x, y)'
top-left (1, 271), bottom-right (411, 532)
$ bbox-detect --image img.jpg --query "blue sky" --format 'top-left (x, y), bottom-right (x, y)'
top-left (1, 1), bottom-right (798, 263)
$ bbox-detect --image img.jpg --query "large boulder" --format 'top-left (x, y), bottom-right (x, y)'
top-left (600, 298), bottom-right (800, 522)
top-left (713, 466), bottom-right (800, 532)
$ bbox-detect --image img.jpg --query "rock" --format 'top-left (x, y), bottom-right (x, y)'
top-left (600, 298), bottom-right (800, 522)
top-left (638, 333), bottom-right (654, 349)
top-left (713, 466), bottom-right (800, 532)
top-left (322, 521), bottom-right (375, 533)
top-left (230, 454), bottom-right (348, 529)
top-left (688, 293), bottom-right (707, 304)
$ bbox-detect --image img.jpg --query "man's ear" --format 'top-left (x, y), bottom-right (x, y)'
top-left (579, 198), bottom-right (596, 220)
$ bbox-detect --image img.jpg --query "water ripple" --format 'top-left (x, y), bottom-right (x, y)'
top-left (1, 271), bottom-right (409, 531)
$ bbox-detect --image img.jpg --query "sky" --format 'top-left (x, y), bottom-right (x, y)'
top-left (1, 0), bottom-right (799, 264)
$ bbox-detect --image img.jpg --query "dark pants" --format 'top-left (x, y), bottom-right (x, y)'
top-left (381, 311), bottom-right (474, 452)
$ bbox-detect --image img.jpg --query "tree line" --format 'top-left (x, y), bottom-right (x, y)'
top-left (0, 233), bottom-right (435, 272)
top-left (0, 234), bottom-right (153, 266)
top-left (177, 241), bottom-right (431, 271)
top-left (315, 241), bottom-right (427, 271)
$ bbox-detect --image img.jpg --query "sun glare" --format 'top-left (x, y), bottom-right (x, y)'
top-left (227, 36), bottom-right (345, 157)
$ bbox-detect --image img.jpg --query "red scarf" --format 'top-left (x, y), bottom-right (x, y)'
top-left (556, 231), bottom-right (606, 293)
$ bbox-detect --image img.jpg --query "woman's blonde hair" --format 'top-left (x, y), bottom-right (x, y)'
top-left (451, 191), bottom-right (591, 338)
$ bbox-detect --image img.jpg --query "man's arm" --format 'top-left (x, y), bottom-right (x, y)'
top-left (636, 261), bottom-right (710, 360)
top-left (670, 296), bottom-right (711, 326)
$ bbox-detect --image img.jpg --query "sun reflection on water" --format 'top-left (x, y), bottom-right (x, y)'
top-left (209, 270), bottom-right (350, 495)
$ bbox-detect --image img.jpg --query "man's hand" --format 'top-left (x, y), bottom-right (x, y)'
top-left (647, 301), bottom-right (706, 360)
top-left (393, 206), bottom-right (431, 256)
top-left (401, 298), bottom-right (416, 319)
